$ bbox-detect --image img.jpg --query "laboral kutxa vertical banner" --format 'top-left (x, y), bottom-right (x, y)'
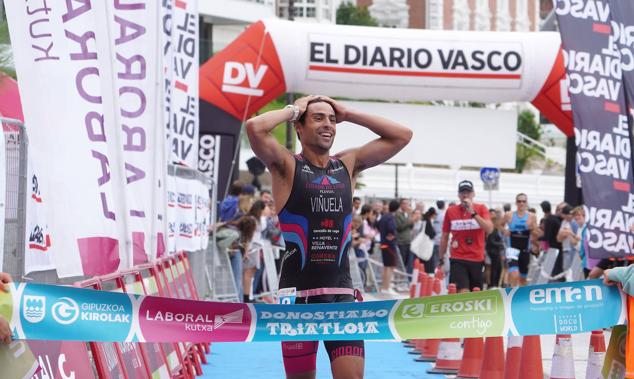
top-left (104, 2), bottom-right (164, 264)
top-left (555, 0), bottom-right (634, 258)
top-left (4, 0), bottom-right (170, 277)
top-left (4, 1), bottom-right (127, 277)
top-left (162, 0), bottom-right (199, 168)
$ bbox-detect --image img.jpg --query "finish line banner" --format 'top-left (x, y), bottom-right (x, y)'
top-left (0, 280), bottom-right (625, 343)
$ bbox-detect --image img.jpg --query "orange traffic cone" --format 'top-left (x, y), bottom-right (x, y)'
top-left (410, 276), bottom-right (433, 355)
top-left (457, 287), bottom-right (484, 378)
top-left (504, 336), bottom-right (523, 379)
top-left (426, 284), bottom-right (462, 374)
top-left (480, 336), bottom-right (505, 379)
top-left (550, 334), bottom-right (575, 379)
top-left (518, 335), bottom-right (543, 379)
top-left (586, 330), bottom-right (606, 379)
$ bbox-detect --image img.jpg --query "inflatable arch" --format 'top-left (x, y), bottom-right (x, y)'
top-left (198, 19), bottom-right (574, 194)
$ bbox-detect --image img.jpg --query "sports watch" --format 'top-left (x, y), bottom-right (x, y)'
top-left (285, 104), bottom-right (300, 122)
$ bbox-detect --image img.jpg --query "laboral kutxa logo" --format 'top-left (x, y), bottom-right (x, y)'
top-left (394, 290), bottom-right (505, 339)
top-left (20, 284), bottom-right (133, 342)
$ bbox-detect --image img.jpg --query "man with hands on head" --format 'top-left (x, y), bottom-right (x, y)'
top-left (246, 95), bottom-right (412, 379)
top-left (0, 272), bottom-right (12, 344)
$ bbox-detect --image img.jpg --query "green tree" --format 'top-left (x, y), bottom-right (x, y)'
top-left (0, 21), bottom-right (15, 78)
top-left (243, 96), bottom-right (295, 150)
top-left (336, 3), bottom-right (378, 26)
top-left (515, 110), bottom-right (542, 172)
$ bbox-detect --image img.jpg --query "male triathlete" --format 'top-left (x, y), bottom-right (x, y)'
top-left (439, 180), bottom-right (493, 293)
top-left (246, 95), bottom-right (412, 379)
top-left (504, 193), bottom-right (537, 286)
top-left (0, 272), bottom-right (12, 344)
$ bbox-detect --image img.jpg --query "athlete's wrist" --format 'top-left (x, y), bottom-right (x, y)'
top-left (285, 104), bottom-right (300, 122)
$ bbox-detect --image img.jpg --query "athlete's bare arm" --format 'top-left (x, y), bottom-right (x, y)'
top-left (321, 97), bottom-right (413, 176)
top-left (439, 232), bottom-right (450, 262)
top-left (245, 96), bottom-right (319, 210)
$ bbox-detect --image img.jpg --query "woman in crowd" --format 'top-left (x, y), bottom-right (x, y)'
top-left (485, 210), bottom-right (505, 288)
top-left (242, 200), bottom-right (271, 302)
top-left (420, 207), bottom-right (437, 274)
top-left (215, 215), bottom-right (257, 302)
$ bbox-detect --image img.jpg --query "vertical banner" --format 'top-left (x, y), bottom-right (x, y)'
top-left (24, 157), bottom-right (53, 274)
top-left (555, 0), bottom-right (634, 258)
top-left (167, 0), bottom-right (199, 167)
top-left (607, 1), bottom-right (634, 121)
top-left (4, 1), bottom-right (127, 277)
top-left (105, 1), bottom-right (162, 265)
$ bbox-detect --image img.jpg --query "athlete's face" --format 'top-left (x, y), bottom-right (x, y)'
top-left (458, 190), bottom-right (474, 203)
top-left (298, 102), bottom-right (337, 151)
top-left (516, 196), bottom-right (528, 212)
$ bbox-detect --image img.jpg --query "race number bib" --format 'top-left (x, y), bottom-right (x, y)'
top-left (277, 288), bottom-right (297, 305)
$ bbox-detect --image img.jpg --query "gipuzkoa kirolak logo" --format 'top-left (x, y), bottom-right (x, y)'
top-left (20, 284), bottom-right (133, 342)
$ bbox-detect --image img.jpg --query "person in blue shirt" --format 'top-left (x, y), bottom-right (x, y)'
top-left (220, 180), bottom-right (243, 222)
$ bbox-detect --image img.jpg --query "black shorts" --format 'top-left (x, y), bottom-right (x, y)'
top-left (281, 294), bottom-right (364, 374)
top-left (381, 246), bottom-right (398, 267)
top-left (449, 259), bottom-right (484, 291)
top-left (508, 250), bottom-right (531, 277)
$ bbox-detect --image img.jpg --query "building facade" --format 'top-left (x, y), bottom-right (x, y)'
top-left (276, 0), bottom-right (342, 24)
top-left (356, 0), bottom-right (546, 31)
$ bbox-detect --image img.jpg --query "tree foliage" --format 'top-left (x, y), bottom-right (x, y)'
top-left (516, 110), bottom-right (543, 172)
top-left (0, 20), bottom-right (15, 78)
top-left (336, 3), bottom-right (378, 26)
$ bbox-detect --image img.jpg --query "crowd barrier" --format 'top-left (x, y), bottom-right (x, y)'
top-left (1, 252), bottom-right (209, 379)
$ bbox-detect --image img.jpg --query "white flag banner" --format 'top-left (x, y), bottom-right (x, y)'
top-left (176, 176), bottom-right (198, 252)
top-left (168, 0), bottom-right (199, 168)
top-left (196, 180), bottom-right (210, 249)
top-left (105, 1), bottom-right (162, 264)
top-left (24, 156), bottom-right (53, 274)
top-left (166, 173), bottom-right (178, 254)
top-left (5, 1), bottom-right (127, 277)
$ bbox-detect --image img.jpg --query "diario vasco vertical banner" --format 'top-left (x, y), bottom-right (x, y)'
top-left (556, 0), bottom-right (634, 258)
top-left (0, 280), bottom-right (625, 343)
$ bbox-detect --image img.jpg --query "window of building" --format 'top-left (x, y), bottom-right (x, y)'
top-left (453, 0), bottom-right (470, 30)
top-left (306, 7), bottom-right (316, 17)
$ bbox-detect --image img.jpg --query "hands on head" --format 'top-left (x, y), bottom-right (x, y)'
top-left (293, 95), bottom-right (348, 124)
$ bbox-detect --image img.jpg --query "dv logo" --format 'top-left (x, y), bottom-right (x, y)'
top-left (222, 62), bottom-right (268, 97)
top-left (23, 295), bottom-right (46, 323)
top-left (401, 304), bottom-right (424, 319)
top-left (51, 297), bottom-right (79, 325)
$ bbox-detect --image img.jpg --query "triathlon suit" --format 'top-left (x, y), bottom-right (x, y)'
top-left (508, 212), bottom-right (531, 278)
top-left (278, 154), bottom-right (364, 375)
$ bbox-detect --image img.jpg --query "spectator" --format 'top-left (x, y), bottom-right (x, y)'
top-left (486, 210), bottom-right (505, 288)
top-left (439, 180), bottom-right (493, 293)
top-left (378, 200), bottom-right (399, 294)
top-left (215, 216), bottom-right (257, 301)
top-left (433, 200), bottom-right (446, 274)
top-left (351, 215), bottom-right (369, 286)
top-left (242, 200), bottom-right (270, 302)
top-left (540, 200), bottom-right (563, 281)
top-left (353, 196), bottom-right (362, 215)
top-left (421, 207), bottom-right (438, 274)
top-left (260, 189), bottom-right (273, 206)
top-left (572, 206), bottom-right (594, 278)
top-left (220, 180), bottom-right (244, 222)
top-left (395, 198), bottom-right (420, 274)
top-left (557, 205), bottom-right (579, 274)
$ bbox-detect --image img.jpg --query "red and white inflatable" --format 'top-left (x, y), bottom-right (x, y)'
top-left (200, 19), bottom-right (573, 136)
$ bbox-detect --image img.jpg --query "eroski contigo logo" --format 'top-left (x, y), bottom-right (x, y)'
top-left (529, 284), bottom-right (603, 304)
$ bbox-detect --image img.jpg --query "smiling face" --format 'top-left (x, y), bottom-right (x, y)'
top-left (296, 101), bottom-right (337, 152)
